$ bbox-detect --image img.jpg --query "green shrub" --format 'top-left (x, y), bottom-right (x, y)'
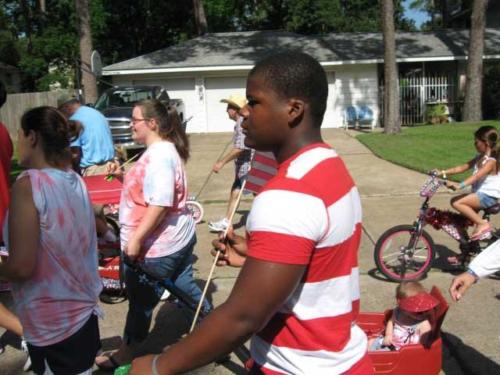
top-left (425, 103), bottom-right (448, 124)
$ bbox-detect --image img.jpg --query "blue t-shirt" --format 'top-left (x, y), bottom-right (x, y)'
top-left (70, 106), bottom-right (114, 168)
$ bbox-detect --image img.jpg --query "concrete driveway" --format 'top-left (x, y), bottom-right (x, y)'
top-left (1, 129), bottom-right (498, 374)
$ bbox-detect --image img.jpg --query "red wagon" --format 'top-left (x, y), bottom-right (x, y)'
top-left (84, 174), bottom-right (123, 205)
top-left (358, 286), bottom-right (449, 375)
top-left (83, 175), bottom-right (124, 300)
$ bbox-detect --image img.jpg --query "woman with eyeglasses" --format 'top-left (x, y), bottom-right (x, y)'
top-left (95, 100), bottom-right (212, 371)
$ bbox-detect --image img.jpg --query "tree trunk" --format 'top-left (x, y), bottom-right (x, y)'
top-left (193, 0), bottom-right (208, 35)
top-left (75, 0), bottom-right (98, 104)
top-left (381, 0), bottom-right (401, 133)
top-left (462, 0), bottom-right (487, 122)
top-left (39, 0), bottom-right (46, 13)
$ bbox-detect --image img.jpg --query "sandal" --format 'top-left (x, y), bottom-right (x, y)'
top-left (470, 224), bottom-right (492, 241)
top-left (447, 255), bottom-right (465, 266)
top-left (95, 354), bottom-right (121, 372)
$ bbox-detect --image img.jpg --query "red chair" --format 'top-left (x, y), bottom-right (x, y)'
top-left (358, 286), bottom-right (448, 375)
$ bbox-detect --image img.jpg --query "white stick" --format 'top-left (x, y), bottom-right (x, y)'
top-left (189, 179), bottom-right (247, 332)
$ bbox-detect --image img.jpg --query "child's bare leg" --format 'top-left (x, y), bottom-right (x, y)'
top-left (451, 193), bottom-right (488, 234)
top-left (0, 303), bottom-right (23, 337)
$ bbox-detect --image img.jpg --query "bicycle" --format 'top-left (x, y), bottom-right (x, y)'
top-left (374, 174), bottom-right (500, 282)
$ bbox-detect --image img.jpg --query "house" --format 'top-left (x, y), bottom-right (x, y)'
top-left (103, 29), bottom-right (500, 132)
top-left (0, 62), bottom-right (21, 93)
top-left (446, 0), bottom-right (500, 28)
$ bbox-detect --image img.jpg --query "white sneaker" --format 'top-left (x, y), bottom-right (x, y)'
top-left (207, 218), bottom-right (229, 232)
top-left (160, 289), bottom-right (171, 301)
top-left (21, 339), bottom-right (32, 372)
top-left (23, 355), bottom-right (32, 372)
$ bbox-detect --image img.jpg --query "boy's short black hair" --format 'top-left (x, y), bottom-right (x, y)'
top-left (0, 81), bottom-right (6, 108)
top-left (249, 52), bottom-right (328, 127)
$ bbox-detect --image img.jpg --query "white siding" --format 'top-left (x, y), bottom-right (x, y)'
top-left (110, 63), bottom-right (380, 133)
top-left (205, 76), bottom-right (247, 132)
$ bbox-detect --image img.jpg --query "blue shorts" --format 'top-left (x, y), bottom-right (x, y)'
top-left (477, 192), bottom-right (498, 209)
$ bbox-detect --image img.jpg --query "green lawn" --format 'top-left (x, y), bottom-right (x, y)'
top-left (10, 159), bottom-right (22, 184)
top-left (357, 121), bottom-right (500, 182)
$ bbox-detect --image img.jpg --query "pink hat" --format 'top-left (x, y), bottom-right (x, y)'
top-left (398, 292), bottom-right (439, 313)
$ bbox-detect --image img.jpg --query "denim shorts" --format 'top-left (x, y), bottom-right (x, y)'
top-left (477, 191), bottom-right (498, 209)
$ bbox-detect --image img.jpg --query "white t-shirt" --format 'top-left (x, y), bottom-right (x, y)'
top-left (119, 141), bottom-right (195, 258)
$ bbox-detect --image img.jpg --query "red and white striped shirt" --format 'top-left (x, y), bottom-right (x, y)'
top-left (247, 143), bottom-right (369, 374)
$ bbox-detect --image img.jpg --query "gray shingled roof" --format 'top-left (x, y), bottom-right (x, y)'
top-left (103, 28), bottom-right (500, 72)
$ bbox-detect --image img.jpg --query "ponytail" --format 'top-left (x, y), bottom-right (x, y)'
top-left (136, 99), bottom-right (190, 161)
top-left (475, 125), bottom-right (499, 172)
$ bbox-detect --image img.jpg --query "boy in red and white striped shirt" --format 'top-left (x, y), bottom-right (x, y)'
top-left (130, 52), bottom-right (373, 375)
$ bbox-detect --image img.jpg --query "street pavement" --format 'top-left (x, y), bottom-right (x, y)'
top-left (1, 129), bottom-right (499, 374)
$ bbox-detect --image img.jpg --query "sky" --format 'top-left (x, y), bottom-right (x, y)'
top-left (403, 0), bottom-right (430, 28)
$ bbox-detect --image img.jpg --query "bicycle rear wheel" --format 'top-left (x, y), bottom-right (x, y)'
top-left (374, 225), bottom-right (435, 282)
top-left (186, 200), bottom-right (204, 224)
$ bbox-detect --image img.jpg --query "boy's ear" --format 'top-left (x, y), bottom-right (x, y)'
top-left (287, 98), bottom-right (305, 126)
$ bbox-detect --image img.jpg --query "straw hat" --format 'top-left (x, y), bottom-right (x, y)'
top-left (220, 94), bottom-right (247, 110)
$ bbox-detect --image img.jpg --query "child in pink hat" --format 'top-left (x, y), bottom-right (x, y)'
top-left (368, 281), bottom-right (439, 351)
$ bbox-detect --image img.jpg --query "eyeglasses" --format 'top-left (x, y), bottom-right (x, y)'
top-left (130, 117), bottom-right (150, 124)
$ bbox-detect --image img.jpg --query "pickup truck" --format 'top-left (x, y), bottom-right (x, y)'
top-left (94, 85), bottom-right (186, 153)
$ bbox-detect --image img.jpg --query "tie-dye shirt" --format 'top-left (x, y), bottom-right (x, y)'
top-left (119, 141), bottom-right (195, 258)
top-left (3, 168), bottom-right (102, 346)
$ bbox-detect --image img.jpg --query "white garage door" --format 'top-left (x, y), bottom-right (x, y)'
top-left (205, 76), bottom-right (247, 133)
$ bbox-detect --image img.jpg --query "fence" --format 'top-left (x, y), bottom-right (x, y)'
top-left (0, 90), bottom-right (74, 140)
top-left (399, 73), bottom-right (457, 125)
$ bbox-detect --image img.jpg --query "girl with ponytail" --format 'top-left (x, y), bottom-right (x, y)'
top-left (435, 125), bottom-right (500, 241)
top-left (95, 99), bottom-right (211, 370)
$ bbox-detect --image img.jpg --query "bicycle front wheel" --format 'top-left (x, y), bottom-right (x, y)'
top-left (374, 225), bottom-right (435, 282)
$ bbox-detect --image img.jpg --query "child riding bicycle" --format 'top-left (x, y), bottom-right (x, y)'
top-left (433, 125), bottom-right (499, 241)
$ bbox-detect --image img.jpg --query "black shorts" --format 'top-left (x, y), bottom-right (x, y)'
top-left (28, 314), bottom-right (101, 375)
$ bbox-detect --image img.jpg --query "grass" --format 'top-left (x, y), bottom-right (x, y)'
top-left (10, 160), bottom-right (22, 180)
top-left (357, 121), bottom-right (500, 182)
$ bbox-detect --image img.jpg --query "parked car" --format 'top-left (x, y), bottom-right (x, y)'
top-left (94, 85), bottom-right (186, 155)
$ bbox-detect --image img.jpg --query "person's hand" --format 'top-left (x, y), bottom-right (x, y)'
top-left (124, 237), bottom-right (143, 261)
top-left (445, 181), bottom-right (458, 191)
top-left (382, 335), bottom-right (393, 347)
top-left (212, 161), bottom-right (224, 173)
top-left (449, 272), bottom-right (477, 301)
top-left (211, 228), bottom-right (247, 267)
top-left (429, 169), bottom-right (441, 177)
top-left (129, 354), bottom-right (156, 375)
top-left (105, 160), bottom-right (122, 176)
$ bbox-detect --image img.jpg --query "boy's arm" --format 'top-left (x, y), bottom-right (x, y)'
top-left (129, 257), bottom-right (306, 375)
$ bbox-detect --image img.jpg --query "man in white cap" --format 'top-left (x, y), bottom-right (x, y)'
top-left (208, 93), bottom-right (253, 232)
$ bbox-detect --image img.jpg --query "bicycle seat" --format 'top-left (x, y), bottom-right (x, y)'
top-left (484, 203), bottom-right (500, 215)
